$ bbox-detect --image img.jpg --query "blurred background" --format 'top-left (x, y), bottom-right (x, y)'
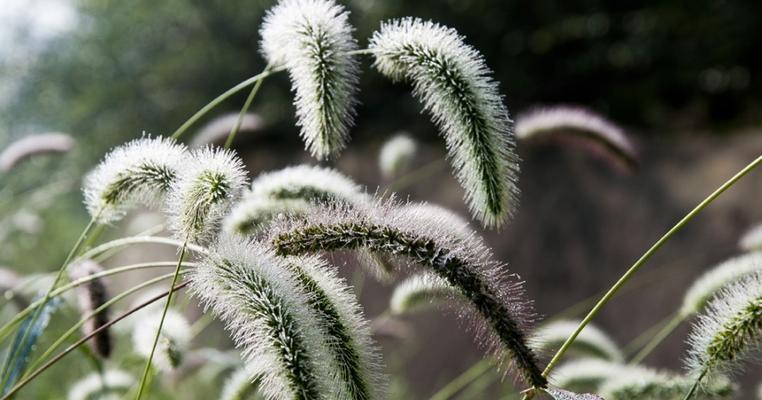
top-left (1, 0), bottom-right (761, 398)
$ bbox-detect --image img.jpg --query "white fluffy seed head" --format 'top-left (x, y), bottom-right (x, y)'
top-left (191, 112), bottom-right (264, 148)
top-left (0, 133), bottom-right (74, 172)
top-left (132, 309), bottom-right (191, 372)
top-left (83, 136), bottom-right (188, 223)
top-left (378, 133), bottom-right (417, 179)
top-left (530, 320), bottom-right (623, 362)
top-left (167, 146), bottom-right (248, 242)
top-left (549, 358), bottom-right (627, 393)
top-left (740, 225), bottom-right (762, 252)
top-left (680, 252), bottom-right (762, 317)
top-left (390, 272), bottom-right (460, 315)
top-left (515, 106), bottom-right (637, 169)
top-left (223, 164), bottom-right (368, 237)
top-left (260, 0), bottom-right (360, 159)
top-left (685, 274), bottom-right (762, 378)
top-left (599, 368), bottom-right (733, 400)
top-left (190, 238), bottom-right (338, 400)
top-left (67, 369), bottom-right (134, 400)
top-left (369, 18), bottom-right (520, 228)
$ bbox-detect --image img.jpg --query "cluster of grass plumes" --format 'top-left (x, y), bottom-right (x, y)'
top-left (269, 198), bottom-right (547, 388)
top-left (190, 238), bottom-right (382, 400)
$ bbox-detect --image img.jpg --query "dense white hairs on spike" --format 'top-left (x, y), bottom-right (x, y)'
top-left (514, 106), bottom-right (637, 169)
top-left (191, 112), bottom-right (264, 147)
top-left (67, 369), bottom-right (134, 400)
top-left (599, 368), bottom-right (733, 400)
top-left (167, 146), bottom-right (248, 242)
top-left (260, 0), bottom-right (360, 159)
top-left (68, 260), bottom-right (112, 359)
top-left (284, 254), bottom-right (384, 399)
top-left (530, 320), bottom-right (624, 362)
top-left (0, 133), bottom-right (74, 172)
top-left (740, 225), bottom-right (762, 252)
top-left (685, 274), bottom-right (762, 379)
top-left (549, 358), bottom-right (627, 393)
top-left (369, 18), bottom-right (520, 228)
top-left (680, 252), bottom-right (762, 317)
top-left (378, 133), bottom-right (417, 179)
top-left (221, 366), bottom-right (266, 400)
top-left (223, 164), bottom-right (368, 236)
top-left (269, 198), bottom-right (547, 388)
top-left (83, 136), bottom-right (188, 223)
top-left (132, 309), bottom-right (191, 372)
top-left (390, 272), bottom-right (461, 315)
top-left (189, 238), bottom-right (338, 400)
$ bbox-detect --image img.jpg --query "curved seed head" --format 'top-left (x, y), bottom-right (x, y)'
top-left (530, 320), bottom-right (624, 362)
top-left (0, 133), bottom-right (74, 172)
top-left (685, 274), bottom-right (762, 379)
top-left (369, 18), bottom-right (520, 228)
top-left (167, 147), bottom-right (248, 242)
top-left (269, 198), bottom-right (546, 388)
top-left (378, 133), bottom-right (417, 179)
top-left (132, 309), bottom-right (191, 372)
top-left (68, 260), bottom-right (112, 359)
top-left (260, 0), bottom-right (360, 159)
top-left (680, 252), bottom-right (762, 317)
top-left (83, 136), bottom-right (188, 223)
top-left (515, 106), bottom-right (637, 170)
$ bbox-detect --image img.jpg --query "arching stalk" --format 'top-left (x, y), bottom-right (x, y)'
top-left (224, 64), bottom-right (272, 149)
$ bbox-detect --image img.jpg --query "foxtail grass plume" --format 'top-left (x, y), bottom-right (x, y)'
top-left (132, 309), bottom-right (191, 372)
top-left (680, 252), bottom-right (762, 318)
top-left (190, 239), bottom-right (340, 400)
top-left (167, 147), bottom-right (247, 242)
top-left (83, 136), bottom-right (188, 223)
top-left (0, 133), bottom-right (74, 172)
top-left (740, 224), bottom-right (762, 252)
top-left (269, 199), bottom-right (546, 388)
top-left (369, 18), bottom-right (520, 228)
top-left (685, 274), bottom-right (762, 381)
top-left (260, 0), bottom-right (360, 159)
top-left (221, 366), bottom-right (265, 400)
top-left (390, 273), bottom-right (461, 315)
top-left (224, 164), bottom-right (368, 236)
top-left (191, 112), bottom-right (264, 147)
top-left (378, 133), bottom-right (417, 179)
top-left (284, 254), bottom-right (383, 399)
top-left (530, 320), bottom-right (624, 362)
top-left (67, 369), bottom-right (134, 400)
top-left (68, 260), bottom-right (112, 359)
top-left (515, 106), bottom-right (637, 170)
top-left (598, 368), bottom-right (733, 400)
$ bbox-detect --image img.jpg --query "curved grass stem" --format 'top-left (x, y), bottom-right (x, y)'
top-left (0, 214), bottom-right (98, 389)
top-left (224, 64), bottom-right (272, 149)
top-left (171, 67), bottom-right (285, 140)
top-left (134, 240), bottom-right (189, 400)
top-left (0, 282), bottom-right (188, 400)
top-left (534, 154), bottom-right (762, 393)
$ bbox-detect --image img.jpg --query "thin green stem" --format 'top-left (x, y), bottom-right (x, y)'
top-left (171, 67), bottom-right (285, 140)
top-left (1, 214), bottom-right (98, 388)
top-left (224, 64), bottom-right (272, 149)
top-left (135, 240), bottom-right (189, 400)
top-left (629, 313), bottom-right (684, 364)
top-left (682, 370), bottom-right (707, 400)
top-left (0, 282), bottom-right (188, 400)
top-left (429, 358), bottom-right (492, 400)
top-left (25, 269), bottom-right (192, 375)
top-left (77, 235), bottom-right (207, 262)
top-left (539, 155), bottom-right (762, 382)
